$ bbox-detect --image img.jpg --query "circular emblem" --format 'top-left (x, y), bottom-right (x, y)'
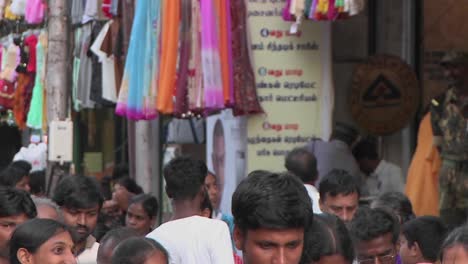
top-left (350, 55), bottom-right (420, 135)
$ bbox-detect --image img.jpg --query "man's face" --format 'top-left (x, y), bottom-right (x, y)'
top-left (61, 205), bottom-right (99, 243)
top-left (204, 173), bottom-right (220, 210)
top-left (442, 245), bottom-right (468, 264)
top-left (399, 235), bottom-right (418, 264)
top-left (0, 214), bottom-right (29, 256)
top-left (320, 192), bottom-right (359, 223)
top-left (356, 233), bottom-right (398, 264)
top-left (212, 135), bottom-right (225, 197)
top-left (234, 227), bottom-right (304, 264)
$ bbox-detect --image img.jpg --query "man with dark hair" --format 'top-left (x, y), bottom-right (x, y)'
top-left (53, 175), bottom-right (103, 263)
top-left (146, 157), bottom-right (234, 264)
top-left (350, 207), bottom-right (400, 264)
top-left (0, 164), bottom-right (31, 193)
top-left (29, 170), bottom-right (46, 197)
top-left (371, 192), bottom-right (416, 225)
top-left (307, 122), bottom-right (362, 185)
top-left (399, 216), bottom-right (447, 264)
top-left (353, 137), bottom-right (404, 196)
top-left (0, 187), bottom-right (36, 262)
top-left (319, 169), bottom-right (360, 224)
top-left (97, 227), bottom-right (139, 264)
top-left (232, 170), bottom-right (313, 264)
top-left (285, 147), bottom-right (321, 213)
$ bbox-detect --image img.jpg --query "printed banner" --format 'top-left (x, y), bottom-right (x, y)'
top-left (207, 110), bottom-right (247, 215)
top-left (246, 1), bottom-right (333, 173)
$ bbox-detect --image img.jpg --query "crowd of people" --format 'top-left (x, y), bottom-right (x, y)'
top-left (0, 118), bottom-right (466, 263)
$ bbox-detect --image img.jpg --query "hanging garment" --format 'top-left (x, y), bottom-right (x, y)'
top-left (110, 0), bottom-right (118, 16)
top-left (83, 0), bottom-right (99, 24)
top-left (200, 0), bottom-right (224, 111)
top-left (24, 34), bottom-right (37, 73)
top-left (71, 0), bottom-right (84, 25)
top-left (349, 0), bottom-right (364, 16)
top-left (282, 0), bottom-right (294, 21)
top-left (156, 0), bottom-right (180, 114)
top-left (90, 20), bottom-right (117, 103)
top-left (119, 0), bottom-right (135, 57)
top-left (405, 113), bottom-right (441, 216)
top-left (230, 0), bottom-right (263, 116)
top-left (116, 0), bottom-right (160, 120)
top-left (0, 80), bottom-right (15, 109)
top-left (4, 1), bottom-right (19, 20)
top-left (0, 43), bottom-right (20, 82)
top-left (25, 0), bottom-right (45, 24)
top-left (102, 0), bottom-right (112, 18)
top-left (15, 37), bottom-right (29, 74)
top-left (89, 21), bottom-right (109, 105)
top-left (174, 0), bottom-right (191, 117)
top-left (76, 23), bottom-right (95, 109)
top-left (0, 0), bottom-right (6, 20)
top-left (13, 72), bottom-right (34, 130)
top-left (216, 0), bottom-right (234, 107)
top-left (187, 0), bottom-right (203, 113)
top-left (72, 28), bottom-right (82, 111)
top-left (101, 18), bottom-right (123, 96)
top-left (10, 0), bottom-right (26, 16)
top-left (27, 31), bottom-right (47, 129)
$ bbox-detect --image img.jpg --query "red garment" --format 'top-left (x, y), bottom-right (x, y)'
top-left (234, 254), bottom-right (243, 264)
top-left (25, 35), bottom-right (38, 73)
top-left (0, 80), bottom-right (15, 110)
top-left (13, 73), bottom-right (34, 130)
top-left (102, 0), bottom-right (112, 18)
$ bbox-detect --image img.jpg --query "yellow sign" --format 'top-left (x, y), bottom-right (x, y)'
top-left (247, 2), bottom-right (331, 172)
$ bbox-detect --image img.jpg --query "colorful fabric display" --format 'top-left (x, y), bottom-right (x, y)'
top-left (25, 0), bottom-right (45, 24)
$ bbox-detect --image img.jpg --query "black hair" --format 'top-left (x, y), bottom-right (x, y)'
top-left (10, 219), bottom-right (73, 264)
top-left (163, 157), bottom-right (207, 200)
top-left (129, 194), bottom-right (159, 219)
top-left (232, 170), bottom-right (313, 232)
top-left (29, 170), bottom-right (46, 196)
top-left (353, 137), bottom-right (379, 160)
top-left (371, 192), bottom-right (415, 224)
top-left (441, 225), bottom-right (468, 260)
top-left (98, 227), bottom-right (139, 262)
top-left (200, 190), bottom-right (213, 217)
top-left (301, 214), bottom-right (354, 264)
top-left (319, 169), bottom-right (360, 200)
top-left (10, 161), bottom-right (32, 176)
top-left (115, 177), bottom-right (144, 195)
top-left (0, 166), bottom-right (28, 187)
top-left (349, 207), bottom-right (400, 245)
top-left (285, 147), bottom-right (318, 183)
top-left (112, 164), bottom-right (129, 181)
top-left (402, 216), bottom-right (447, 262)
top-left (53, 175), bottom-right (103, 210)
top-left (0, 187), bottom-right (36, 218)
top-left (331, 123), bottom-right (359, 146)
top-left (111, 237), bottom-right (169, 264)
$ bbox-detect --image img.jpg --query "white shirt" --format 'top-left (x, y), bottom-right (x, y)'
top-left (304, 184), bottom-right (322, 214)
top-left (77, 236), bottom-right (99, 264)
top-left (365, 160), bottom-right (405, 197)
top-left (146, 216), bottom-right (234, 264)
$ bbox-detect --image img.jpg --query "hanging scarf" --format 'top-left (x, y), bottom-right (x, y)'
top-left (174, 0), bottom-right (192, 117)
top-left (230, 0), bottom-right (263, 115)
top-left (187, 0), bottom-right (204, 113)
top-left (157, 0), bottom-right (180, 114)
top-left (200, 0), bottom-right (224, 111)
top-left (216, 0), bottom-right (233, 106)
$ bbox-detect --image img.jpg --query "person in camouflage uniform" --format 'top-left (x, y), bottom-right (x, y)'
top-left (431, 51), bottom-right (468, 230)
